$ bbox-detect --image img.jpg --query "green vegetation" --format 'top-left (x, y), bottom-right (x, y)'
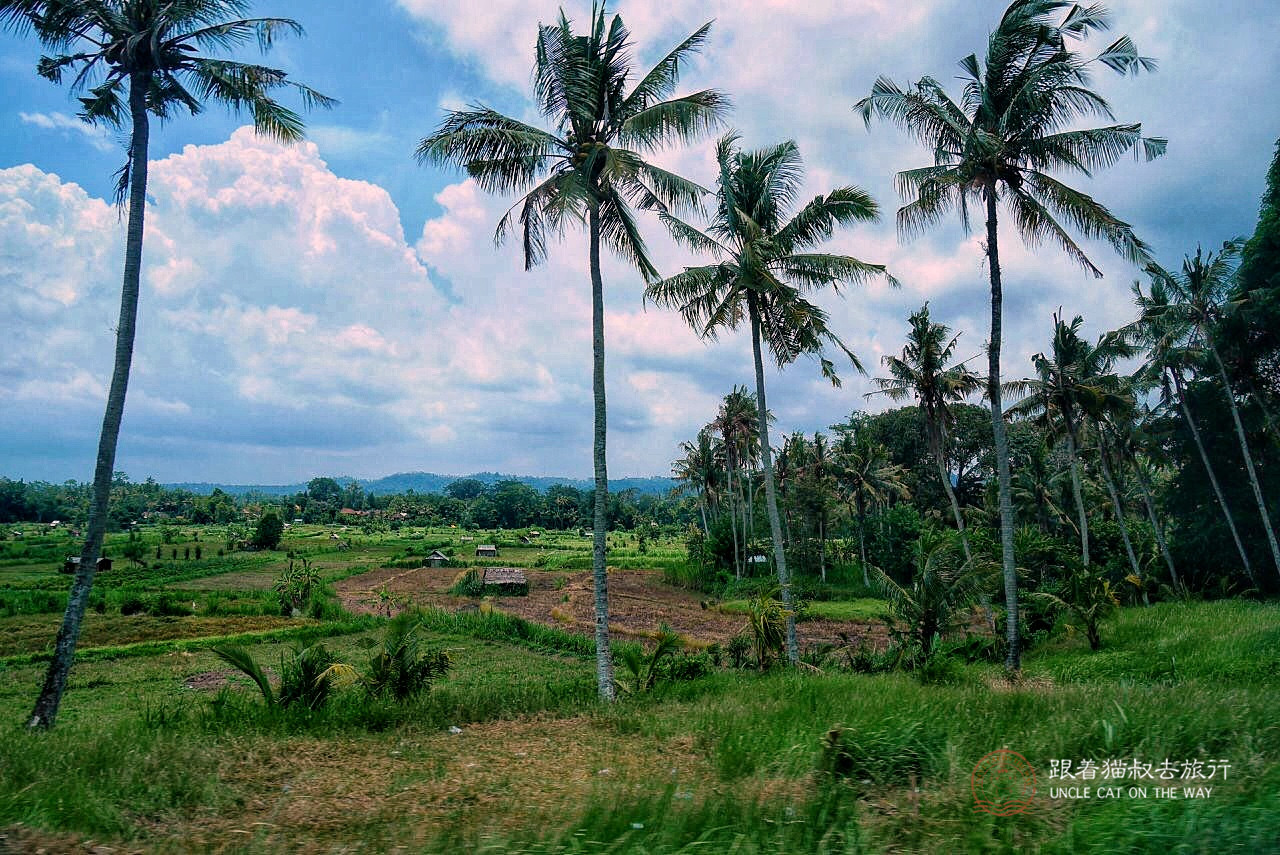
top-left (0, 597), bottom-right (1273, 851)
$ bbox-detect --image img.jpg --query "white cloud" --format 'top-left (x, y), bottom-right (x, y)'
top-left (18, 111), bottom-right (115, 152)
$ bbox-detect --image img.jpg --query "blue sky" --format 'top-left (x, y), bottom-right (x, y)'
top-left (2, 0), bottom-right (1278, 484)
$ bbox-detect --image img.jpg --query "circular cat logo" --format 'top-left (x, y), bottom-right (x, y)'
top-left (972, 750), bottom-right (1036, 816)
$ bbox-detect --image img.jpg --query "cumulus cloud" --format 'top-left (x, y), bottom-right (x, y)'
top-left (4, 0), bottom-right (1277, 483)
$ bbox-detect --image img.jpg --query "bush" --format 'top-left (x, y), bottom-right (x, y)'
top-left (357, 612), bottom-right (452, 702)
top-left (119, 594), bottom-right (146, 616)
top-left (449, 569), bottom-right (485, 598)
top-left (147, 594), bottom-right (193, 618)
top-left (252, 512), bottom-right (284, 551)
top-left (874, 529), bottom-right (979, 667)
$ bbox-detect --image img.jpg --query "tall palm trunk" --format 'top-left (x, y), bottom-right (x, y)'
top-left (928, 416), bottom-right (972, 562)
top-left (1134, 461), bottom-right (1180, 591)
top-left (818, 514), bottom-right (826, 582)
top-left (725, 453), bottom-right (740, 579)
top-left (985, 190), bottom-right (1020, 672)
top-left (1096, 431), bottom-right (1143, 587)
top-left (1172, 369), bottom-right (1256, 584)
top-left (29, 74), bottom-right (150, 729)
top-left (749, 296), bottom-right (798, 665)
top-left (1209, 345), bottom-right (1280, 579)
top-left (857, 498), bottom-right (869, 587)
top-left (587, 196), bottom-right (614, 701)
top-left (1064, 426), bottom-right (1090, 567)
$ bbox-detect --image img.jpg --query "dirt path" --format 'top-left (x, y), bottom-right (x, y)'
top-left (335, 566), bottom-right (890, 650)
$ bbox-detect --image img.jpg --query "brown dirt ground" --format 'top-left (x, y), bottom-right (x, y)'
top-left (335, 566), bottom-right (892, 651)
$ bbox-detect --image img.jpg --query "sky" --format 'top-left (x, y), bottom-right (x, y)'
top-left (1, 1), bottom-right (1278, 485)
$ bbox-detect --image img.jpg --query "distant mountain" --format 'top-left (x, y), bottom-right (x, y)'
top-left (168, 471), bottom-right (677, 498)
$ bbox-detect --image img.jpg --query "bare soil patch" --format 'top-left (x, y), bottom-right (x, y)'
top-left (336, 566), bottom-right (891, 650)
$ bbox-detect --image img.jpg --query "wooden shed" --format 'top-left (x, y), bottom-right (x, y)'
top-left (482, 567), bottom-right (529, 596)
top-left (426, 549), bottom-right (448, 567)
top-left (475, 544), bottom-right (498, 558)
top-left (62, 557), bottom-right (112, 575)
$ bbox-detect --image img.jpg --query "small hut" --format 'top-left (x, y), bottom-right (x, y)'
top-left (426, 549), bottom-right (448, 567)
top-left (519, 535), bottom-right (534, 545)
top-left (475, 544), bottom-right (498, 558)
top-left (62, 557), bottom-right (112, 575)
top-left (482, 567), bottom-right (528, 596)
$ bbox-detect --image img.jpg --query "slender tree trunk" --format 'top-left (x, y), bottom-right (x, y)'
top-left (985, 190), bottom-right (1020, 672)
top-left (587, 196), bottom-right (614, 701)
top-left (1096, 431), bottom-right (1143, 586)
top-left (858, 502), bottom-right (869, 587)
top-left (749, 297), bottom-right (798, 666)
top-left (1065, 427), bottom-right (1090, 568)
top-left (699, 502), bottom-right (709, 537)
top-left (29, 74), bottom-right (150, 729)
top-left (1134, 460), bottom-right (1180, 591)
top-left (1173, 369), bottom-right (1256, 584)
top-left (930, 420), bottom-right (972, 562)
top-left (818, 515), bottom-right (826, 583)
top-left (726, 455), bottom-right (740, 579)
top-left (1209, 345), bottom-right (1280, 580)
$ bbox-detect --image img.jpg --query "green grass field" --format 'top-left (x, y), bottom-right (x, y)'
top-left (0, 523), bottom-right (1276, 852)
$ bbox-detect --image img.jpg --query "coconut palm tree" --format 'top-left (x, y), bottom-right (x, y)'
top-left (1, 0), bottom-right (334, 730)
top-left (1008, 314), bottom-right (1135, 572)
top-left (1129, 278), bottom-right (1257, 583)
top-left (417, 5), bottom-right (728, 700)
top-left (673, 428), bottom-right (722, 535)
top-left (856, 0), bottom-right (1165, 669)
top-left (645, 133), bottom-right (894, 664)
top-left (1112, 406), bottom-right (1180, 590)
top-left (870, 303), bottom-right (982, 560)
top-left (1142, 241), bottom-right (1280, 580)
top-left (713, 386), bottom-right (759, 578)
top-left (834, 431), bottom-right (910, 585)
top-left (803, 432), bottom-right (836, 582)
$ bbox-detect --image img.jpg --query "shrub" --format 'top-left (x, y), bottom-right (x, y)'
top-left (874, 529), bottom-right (980, 667)
top-left (147, 594), bottom-right (193, 618)
top-left (252, 512), bottom-right (284, 550)
top-left (274, 557), bottom-right (321, 616)
top-left (1031, 568), bottom-right (1120, 650)
top-left (449, 569), bottom-right (485, 598)
top-left (355, 612), bottom-right (452, 702)
top-left (213, 643), bottom-right (339, 711)
top-left (745, 591), bottom-right (788, 670)
top-left (119, 594), bottom-right (146, 616)
top-left (617, 626), bottom-right (682, 694)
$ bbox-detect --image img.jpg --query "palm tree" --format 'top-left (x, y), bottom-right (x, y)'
top-left (1010, 440), bottom-right (1072, 535)
top-left (2, 0), bottom-right (334, 730)
top-left (1142, 241), bottom-right (1280, 580)
top-left (1113, 407), bottom-right (1181, 590)
top-left (713, 386), bottom-right (759, 578)
top-left (804, 432), bottom-right (836, 582)
top-left (834, 430), bottom-right (910, 585)
top-left (1130, 278), bottom-right (1257, 583)
top-left (1008, 314), bottom-right (1135, 572)
top-left (870, 303), bottom-right (982, 560)
top-left (417, 5), bottom-right (728, 700)
top-left (672, 428), bottom-right (722, 535)
top-left (856, 0), bottom-right (1165, 670)
top-left (646, 134), bottom-right (893, 664)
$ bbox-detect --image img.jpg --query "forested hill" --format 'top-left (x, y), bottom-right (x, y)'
top-left (167, 472), bottom-right (677, 498)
